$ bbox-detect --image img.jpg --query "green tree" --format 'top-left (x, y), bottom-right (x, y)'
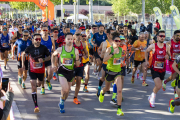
top-left (9, 2), bottom-right (39, 11)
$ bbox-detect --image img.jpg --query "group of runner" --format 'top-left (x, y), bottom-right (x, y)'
top-left (0, 19), bottom-right (180, 116)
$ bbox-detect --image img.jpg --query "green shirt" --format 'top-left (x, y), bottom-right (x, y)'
top-left (60, 46), bottom-right (76, 70)
top-left (106, 46), bottom-right (122, 72)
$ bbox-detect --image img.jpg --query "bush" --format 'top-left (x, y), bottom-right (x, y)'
top-left (105, 11), bottom-right (114, 16)
top-left (79, 9), bottom-right (89, 16)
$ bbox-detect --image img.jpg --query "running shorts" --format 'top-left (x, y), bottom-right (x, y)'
top-left (45, 60), bottom-right (51, 67)
top-left (134, 59), bottom-right (145, 68)
top-left (29, 71), bottom-right (44, 81)
top-left (120, 67), bottom-right (126, 76)
top-left (74, 66), bottom-right (84, 78)
top-left (57, 66), bottom-right (74, 82)
top-left (17, 58), bottom-right (28, 70)
top-left (151, 68), bottom-right (165, 80)
top-left (105, 70), bottom-right (121, 82)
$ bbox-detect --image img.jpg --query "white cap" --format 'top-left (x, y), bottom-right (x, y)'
top-left (37, 28), bottom-right (41, 31)
top-left (141, 22), bottom-right (144, 24)
top-left (148, 20), bottom-right (151, 23)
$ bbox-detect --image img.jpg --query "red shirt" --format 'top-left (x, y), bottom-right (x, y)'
top-left (170, 39), bottom-right (180, 61)
top-left (73, 42), bottom-right (84, 68)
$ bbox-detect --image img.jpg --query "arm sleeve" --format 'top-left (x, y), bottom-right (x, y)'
top-left (1, 92), bottom-right (14, 120)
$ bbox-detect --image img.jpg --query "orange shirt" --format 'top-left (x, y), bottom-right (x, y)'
top-left (120, 44), bottom-right (127, 67)
top-left (133, 40), bottom-right (147, 61)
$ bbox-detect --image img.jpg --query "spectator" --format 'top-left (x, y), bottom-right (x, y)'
top-left (70, 23), bottom-right (76, 35)
top-left (140, 22), bottom-right (146, 32)
top-left (130, 29), bottom-right (138, 45)
top-left (128, 22), bottom-right (132, 29)
top-left (146, 21), bottom-right (153, 34)
top-left (108, 19), bottom-right (113, 28)
top-left (124, 20), bottom-right (129, 26)
top-left (95, 19), bottom-right (102, 27)
top-left (0, 82), bottom-right (14, 120)
top-left (134, 21), bottom-right (139, 30)
top-left (153, 27), bottom-right (159, 43)
top-left (113, 18), bottom-right (118, 29)
top-left (131, 22), bottom-right (135, 29)
top-left (155, 19), bottom-right (161, 30)
top-left (119, 21), bottom-right (124, 26)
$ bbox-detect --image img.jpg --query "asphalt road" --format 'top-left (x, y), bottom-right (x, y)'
top-left (1, 59), bottom-right (180, 120)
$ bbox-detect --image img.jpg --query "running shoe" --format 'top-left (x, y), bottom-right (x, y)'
top-left (73, 98), bottom-right (81, 104)
top-left (117, 108), bottom-right (124, 116)
top-left (34, 107), bottom-right (40, 113)
top-left (168, 99), bottom-right (175, 113)
top-left (96, 90), bottom-right (99, 97)
top-left (46, 80), bottom-right (52, 90)
top-left (162, 80), bottom-right (166, 91)
top-left (171, 79), bottom-right (176, 88)
top-left (174, 94), bottom-right (179, 100)
top-left (83, 86), bottom-right (89, 92)
top-left (53, 75), bottom-right (57, 81)
top-left (18, 78), bottom-right (22, 85)
top-left (22, 83), bottom-right (26, 89)
top-left (127, 69), bottom-right (131, 74)
top-left (140, 76), bottom-right (143, 81)
top-left (81, 79), bottom-right (85, 84)
top-left (110, 98), bottom-right (117, 105)
top-left (136, 73), bottom-right (139, 79)
top-left (4, 66), bottom-right (6, 70)
top-left (99, 90), bottom-right (104, 103)
top-left (131, 77), bottom-right (134, 84)
top-left (95, 72), bottom-right (99, 79)
top-left (142, 82), bottom-right (148, 86)
top-left (40, 87), bottom-right (45, 95)
top-left (148, 96), bottom-right (155, 108)
top-left (58, 103), bottom-right (65, 113)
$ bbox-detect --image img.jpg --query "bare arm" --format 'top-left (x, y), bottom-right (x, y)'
top-left (51, 47), bottom-right (62, 67)
top-left (21, 52), bottom-right (26, 67)
top-left (166, 44), bottom-right (171, 57)
top-left (90, 37), bottom-right (95, 46)
top-left (12, 44), bottom-right (16, 56)
top-left (103, 47), bottom-right (113, 62)
top-left (75, 48), bottom-right (80, 67)
top-left (131, 46), bottom-right (139, 51)
top-left (51, 38), bottom-right (55, 52)
top-left (100, 41), bottom-right (107, 58)
top-left (172, 61), bottom-right (180, 75)
top-left (145, 44), bottom-right (154, 63)
top-left (98, 42), bottom-right (103, 56)
top-left (11, 32), bottom-right (17, 43)
top-left (166, 41), bottom-right (171, 47)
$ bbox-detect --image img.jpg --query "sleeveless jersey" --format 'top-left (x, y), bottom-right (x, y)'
top-left (103, 40), bottom-right (111, 65)
top-left (0, 34), bottom-right (10, 49)
top-left (16, 31), bottom-right (23, 39)
top-left (60, 46), bottom-right (76, 70)
top-left (120, 44), bottom-right (127, 67)
top-left (41, 36), bottom-right (52, 53)
top-left (151, 43), bottom-right (166, 73)
top-left (170, 39), bottom-right (180, 61)
top-left (73, 42), bottom-right (84, 68)
top-left (106, 46), bottom-right (122, 72)
top-left (82, 41), bottom-right (89, 63)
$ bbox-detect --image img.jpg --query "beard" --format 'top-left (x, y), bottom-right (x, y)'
top-left (175, 39), bottom-right (180, 42)
top-left (34, 42), bottom-right (40, 46)
top-left (159, 40), bottom-right (164, 43)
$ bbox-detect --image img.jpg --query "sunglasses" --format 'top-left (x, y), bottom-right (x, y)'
top-left (19, 27), bottom-right (22, 29)
top-left (175, 35), bottom-right (180, 37)
top-left (119, 30), bottom-right (123, 32)
top-left (35, 38), bottom-right (41, 41)
top-left (81, 29), bottom-right (85, 31)
top-left (76, 34), bottom-right (81, 36)
top-left (3, 29), bottom-right (7, 31)
top-left (82, 35), bottom-right (86, 37)
top-left (54, 31), bottom-right (58, 33)
top-left (159, 35), bottom-right (165, 38)
top-left (43, 30), bottom-right (48, 32)
top-left (93, 28), bottom-right (97, 29)
top-left (114, 40), bottom-right (121, 42)
top-left (23, 35), bottom-right (28, 37)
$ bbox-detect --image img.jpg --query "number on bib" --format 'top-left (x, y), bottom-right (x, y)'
top-left (33, 62), bottom-right (43, 69)
top-left (113, 58), bottom-right (121, 65)
top-left (173, 53), bottom-right (180, 59)
top-left (62, 58), bottom-right (73, 66)
top-left (154, 61), bottom-right (164, 69)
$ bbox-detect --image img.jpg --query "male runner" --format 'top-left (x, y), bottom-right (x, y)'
top-left (40, 25), bottom-right (55, 94)
top-left (72, 31), bottom-right (88, 104)
top-left (162, 30), bottom-right (180, 99)
top-left (0, 27), bottom-right (11, 70)
top-left (169, 54), bottom-right (180, 113)
top-left (51, 33), bottom-right (80, 113)
top-left (145, 30), bottom-right (170, 108)
top-left (131, 32), bottom-right (148, 86)
top-left (12, 30), bottom-right (32, 88)
top-left (91, 25), bottom-right (107, 78)
top-left (22, 33), bottom-right (50, 113)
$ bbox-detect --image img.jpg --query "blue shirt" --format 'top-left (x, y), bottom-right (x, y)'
top-left (70, 29), bottom-right (76, 35)
top-left (31, 25), bottom-right (34, 33)
top-left (93, 32), bottom-right (107, 47)
top-left (41, 36), bottom-right (52, 53)
top-left (0, 34), bottom-right (10, 49)
top-left (58, 31), bottom-right (64, 38)
top-left (15, 39), bottom-right (32, 55)
top-left (89, 33), bottom-right (94, 48)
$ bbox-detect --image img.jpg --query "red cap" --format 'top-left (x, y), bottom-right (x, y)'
top-left (79, 26), bottom-right (85, 30)
top-left (50, 24), bottom-right (54, 27)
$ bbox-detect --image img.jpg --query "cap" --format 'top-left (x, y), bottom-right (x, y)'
top-left (79, 26), bottom-right (85, 30)
top-left (37, 28), bottom-right (41, 31)
top-left (125, 20), bottom-right (128, 22)
top-left (148, 20), bottom-right (151, 23)
top-left (141, 22), bottom-right (144, 24)
top-left (120, 36), bottom-right (125, 40)
top-left (50, 24), bottom-right (54, 27)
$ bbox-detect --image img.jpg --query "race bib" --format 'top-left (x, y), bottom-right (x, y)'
top-left (33, 62), bottom-right (43, 69)
top-left (141, 47), bottom-right (147, 52)
top-left (113, 58), bottom-right (121, 65)
top-left (1, 43), bottom-right (8, 47)
top-left (62, 58), bottom-right (73, 66)
top-left (154, 61), bottom-right (164, 69)
top-left (173, 53), bottom-right (180, 59)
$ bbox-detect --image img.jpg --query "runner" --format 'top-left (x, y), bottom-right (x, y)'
top-left (0, 27), bottom-right (11, 70)
top-left (169, 54), bottom-right (180, 113)
top-left (12, 30), bottom-right (32, 88)
top-left (110, 35), bottom-right (127, 105)
top-left (91, 25), bottom-right (107, 78)
top-left (51, 33), bottom-right (80, 113)
top-left (72, 31), bottom-right (88, 104)
top-left (145, 30), bottom-right (170, 108)
top-left (96, 28), bottom-right (113, 97)
top-left (22, 33), bottom-right (51, 113)
top-left (131, 32), bottom-right (148, 86)
top-left (40, 25), bottom-right (54, 94)
top-left (162, 30), bottom-right (180, 99)
top-left (99, 31), bottom-right (124, 116)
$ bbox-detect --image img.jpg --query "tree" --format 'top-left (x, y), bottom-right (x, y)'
top-left (105, 11), bottom-right (114, 16)
top-left (79, 9), bottom-right (89, 16)
top-left (9, 2), bottom-right (38, 11)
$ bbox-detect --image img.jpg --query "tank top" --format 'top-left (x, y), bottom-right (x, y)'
top-left (41, 36), bottom-right (52, 53)
top-left (151, 43), bottom-right (166, 73)
top-left (120, 44), bottom-right (127, 67)
top-left (16, 31), bottom-right (23, 39)
top-left (73, 42), bottom-right (84, 68)
top-left (106, 46), bottom-right (122, 72)
top-left (82, 41), bottom-right (89, 63)
top-left (0, 34), bottom-right (9, 48)
top-left (170, 39), bottom-right (180, 61)
top-left (103, 40), bottom-right (111, 65)
top-left (60, 46), bottom-right (76, 70)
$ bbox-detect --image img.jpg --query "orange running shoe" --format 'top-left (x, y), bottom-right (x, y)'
top-left (73, 98), bottom-right (81, 105)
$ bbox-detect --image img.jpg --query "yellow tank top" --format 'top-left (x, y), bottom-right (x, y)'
top-left (103, 40), bottom-right (111, 65)
top-left (82, 41), bottom-right (89, 63)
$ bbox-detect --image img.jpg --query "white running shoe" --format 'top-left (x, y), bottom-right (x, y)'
top-left (148, 96), bottom-right (155, 108)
